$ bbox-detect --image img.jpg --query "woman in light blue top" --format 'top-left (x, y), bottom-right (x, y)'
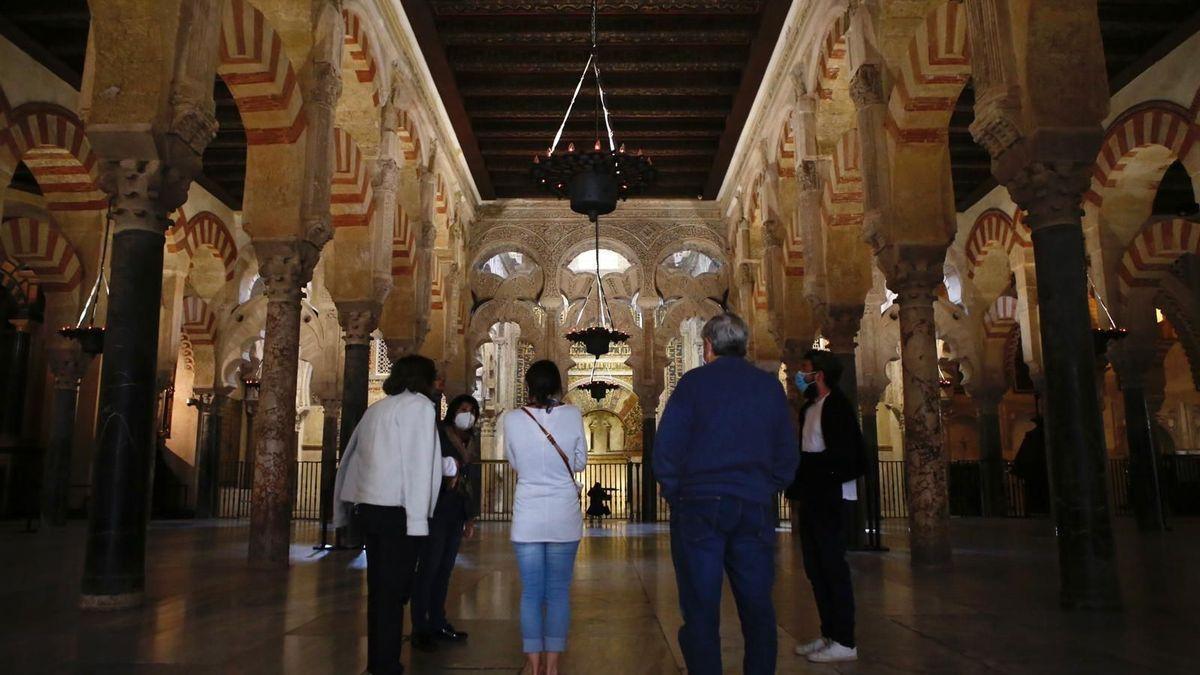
top-left (502, 360), bottom-right (587, 675)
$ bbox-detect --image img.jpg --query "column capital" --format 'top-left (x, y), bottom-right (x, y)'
top-left (191, 388), bottom-right (217, 411)
top-left (98, 160), bottom-right (185, 234)
top-left (384, 337), bottom-right (417, 362)
top-left (255, 240), bottom-right (319, 302)
top-left (372, 158), bottom-right (400, 193)
top-left (798, 159), bottom-right (823, 193)
top-left (849, 63), bottom-right (885, 109)
top-left (1107, 339), bottom-right (1158, 390)
top-left (320, 397), bottom-right (342, 416)
top-left (822, 304), bottom-right (864, 354)
top-left (305, 59), bottom-right (343, 113)
top-left (880, 244), bottom-right (947, 306)
top-left (1006, 160), bottom-right (1093, 232)
top-left (47, 345), bottom-right (91, 391)
top-left (336, 300), bottom-right (381, 346)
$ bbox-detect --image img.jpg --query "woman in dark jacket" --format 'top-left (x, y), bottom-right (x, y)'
top-left (411, 394), bottom-right (480, 651)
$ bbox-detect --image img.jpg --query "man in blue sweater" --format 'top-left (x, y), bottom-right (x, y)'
top-left (655, 312), bottom-right (799, 674)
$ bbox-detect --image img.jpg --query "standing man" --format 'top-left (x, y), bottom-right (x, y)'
top-left (785, 349), bottom-right (865, 663)
top-left (655, 313), bottom-right (799, 674)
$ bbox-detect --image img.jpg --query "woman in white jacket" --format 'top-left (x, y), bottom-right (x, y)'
top-left (332, 355), bottom-right (442, 675)
top-left (503, 360), bottom-right (587, 675)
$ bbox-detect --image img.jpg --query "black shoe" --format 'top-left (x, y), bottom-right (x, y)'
top-left (411, 633), bottom-right (439, 652)
top-left (436, 624), bottom-right (469, 641)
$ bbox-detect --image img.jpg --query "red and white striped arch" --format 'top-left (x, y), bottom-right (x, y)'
top-left (391, 205), bottom-right (416, 278)
top-left (170, 211), bottom-right (239, 281)
top-left (0, 103), bottom-right (106, 212)
top-left (777, 119), bottom-right (796, 179)
top-left (1118, 217), bottom-right (1200, 297)
top-left (964, 208), bottom-right (1030, 278)
top-left (886, 1), bottom-right (971, 144)
top-left (1084, 102), bottom-right (1199, 211)
top-left (821, 128), bottom-right (864, 229)
top-left (181, 295), bottom-right (218, 346)
top-left (342, 7), bottom-right (381, 105)
top-left (0, 256), bottom-right (38, 309)
top-left (396, 109), bottom-right (422, 164)
top-left (0, 217), bottom-right (83, 293)
top-left (983, 295), bottom-right (1019, 339)
top-left (815, 15), bottom-right (848, 101)
top-left (331, 128), bottom-right (374, 229)
top-left (218, 0), bottom-right (306, 146)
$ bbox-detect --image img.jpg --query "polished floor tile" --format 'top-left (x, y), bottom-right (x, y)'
top-left (2, 517), bottom-right (1199, 674)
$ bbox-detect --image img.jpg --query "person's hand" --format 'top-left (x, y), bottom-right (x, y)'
top-left (463, 520), bottom-right (477, 540)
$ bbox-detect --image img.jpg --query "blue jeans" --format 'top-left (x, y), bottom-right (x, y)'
top-left (514, 541), bottom-right (581, 653)
top-left (670, 496), bottom-right (778, 675)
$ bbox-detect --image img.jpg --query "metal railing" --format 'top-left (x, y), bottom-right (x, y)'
top-left (217, 461), bottom-right (322, 520)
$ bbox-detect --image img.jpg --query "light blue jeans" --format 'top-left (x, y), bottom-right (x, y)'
top-left (514, 541), bottom-right (580, 653)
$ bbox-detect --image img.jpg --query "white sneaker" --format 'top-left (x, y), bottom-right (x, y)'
top-left (807, 641), bottom-right (858, 663)
top-left (795, 637), bottom-right (830, 656)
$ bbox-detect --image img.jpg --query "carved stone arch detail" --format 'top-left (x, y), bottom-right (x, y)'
top-left (467, 298), bottom-right (545, 358)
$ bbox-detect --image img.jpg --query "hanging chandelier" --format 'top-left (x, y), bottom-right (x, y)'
top-left (58, 200), bottom-right (113, 355)
top-left (564, 214), bottom-right (629, 357)
top-left (529, 0), bottom-right (655, 222)
top-left (581, 379), bottom-right (620, 402)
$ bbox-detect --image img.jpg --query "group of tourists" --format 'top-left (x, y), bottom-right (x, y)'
top-left (335, 312), bottom-right (865, 675)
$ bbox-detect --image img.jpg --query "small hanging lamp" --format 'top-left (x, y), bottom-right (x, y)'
top-left (58, 200), bottom-right (114, 355)
top-left (581, 379), bottom-right (620, 402)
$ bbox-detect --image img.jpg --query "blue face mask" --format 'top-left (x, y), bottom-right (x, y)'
top-left (794, 371), bottom-right (815, 394)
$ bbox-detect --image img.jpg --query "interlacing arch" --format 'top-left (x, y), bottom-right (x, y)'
top-left (168, 211), bottom-right (239, 282)
top-left (885, 0), bottom-right (971, 144)
top-left (1084, 101), bottom-right (1200, 211)
top-left (983, 295), bottom-right (1019, 339)
top-left (0, 217), bottom-right (83, 293)
top-left (181, 295), bottom-right (217, 347)
top-left (341, 6), bottom-right (382, 105)
top-left (0, 257), bottom-right (37, 309)
top-left (821, 128), bottom-right (863, 229)
top-left (391, 205), bottom-right (416, 277)
top-left (1118, 217), bottom-right (1200, 296)
top-left (0, 103), bottom-right (106, 211)
top-left (331, 128), bottom-right (374, 229)
top-left (964, 208), bottom-right (1031, 278)
top-left (218, 0), bottom-right (305, 145)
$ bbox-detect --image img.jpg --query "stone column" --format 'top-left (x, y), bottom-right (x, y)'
top-left (337, 302), bottom-right (380, 454)
top-left (247, 241), bottom-right (318, 567)
top-left (889, 248), bottom-right (951, 567)
top-left (318, 397), bottom-right (340, 533)
top-left (193, 388), bottom-right (230, 519)
top-left (858, 385), bottom-right (884, 549)
top-left (1109, 339), bottom-right (1168, 532)
top-left (976, 391), bottom-right (1007, 517)
top-left (0, 318), bottom-right (35, 440)
top-left (1005, 161), bottom-right (1121, 608)
top-left (824, 305), bottom-right (866, 547)
top-left (40, 345), bottom-right (90, 527)
top-left (81, 160), bottom-right (187, 609)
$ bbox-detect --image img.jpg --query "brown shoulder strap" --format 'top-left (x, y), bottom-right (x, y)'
top-left (520, 407), bottom-right (574, 477)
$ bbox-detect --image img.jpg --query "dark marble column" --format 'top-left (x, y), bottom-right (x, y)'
top-left (1007, 161), bottom-right (1121, 609)
top-left (247, 241), bottom-right (317, 567)
top-left (859, 395), bottom-right (884, 549)
top-left (317, 398), bottom-right (340, 535)
top-left (824, 304), bottom-right (866, 548)
top-left (0, 318), bottom-right (34, 441)
top-left (193, 388), bottom-right (229, 519)
top-left (82, 160), bottom-right (188, 609)
top-left (336, 302), bottom-right (379, 454)
top-left (1109, 340), bottom-right (1167, 532)
top-left (976, 392), bottom-right (1007, 517)
top-left (889, 250), bottom-right (951, 567)
top-left (641, 417), bottom-right (657, 523)
top-left (41, 346), bottom-right (90, 527)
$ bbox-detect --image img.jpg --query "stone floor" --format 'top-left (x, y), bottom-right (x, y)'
top-left (1, 517), bottom-right (1198, 674)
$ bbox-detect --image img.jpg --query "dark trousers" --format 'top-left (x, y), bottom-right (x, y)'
top-left (669, 496), bottom-right (778, 675)
top-left (358, 504), bottom-right (422, 675)
top-left (411, 512), bottom-right (466, 636)
top-left (797, 488), bottom-right (855, 648)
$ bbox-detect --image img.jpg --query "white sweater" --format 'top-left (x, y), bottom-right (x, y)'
top-left (331, 391), bottom-right (441, 535)
top-left (503, 405), bottom-right (588, 543)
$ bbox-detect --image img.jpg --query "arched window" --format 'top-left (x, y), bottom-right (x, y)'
top-left (568, 248), bottom-right (631, 275)
top-left (662, 250), bottom-right (720, 277)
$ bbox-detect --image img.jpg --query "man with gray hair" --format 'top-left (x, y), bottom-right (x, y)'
top-left (655, 312), bottom-right (799, 674)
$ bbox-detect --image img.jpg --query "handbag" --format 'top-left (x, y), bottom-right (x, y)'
top-left (520, 407), bottom-right (583, 501)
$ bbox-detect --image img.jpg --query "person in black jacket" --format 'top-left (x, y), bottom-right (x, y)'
top-left (785, 350), bottom-right (865, 664)
top-left (411, 394), bottom-right (480, 652)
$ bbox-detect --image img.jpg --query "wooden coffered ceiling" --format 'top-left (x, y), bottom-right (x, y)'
top-left (403, 0), bottom-right (790, 200)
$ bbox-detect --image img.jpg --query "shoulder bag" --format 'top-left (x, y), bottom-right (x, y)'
top-left (520, 407), bottom-right (583, 502)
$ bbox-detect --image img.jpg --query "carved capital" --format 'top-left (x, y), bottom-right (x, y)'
top-left (255, 240), bottom-right (319, 302)
top-left (849, 64), bottom-right (884, 108)
top-left (798, 159), bottom-right (822, 192)
top-left (47, 345), bottom-right (90, 390)
top-left (823, 304), bottom-right (863, 354)
top-left (969, 98), bottom-right (1024, 158)
top-left (167, 95), bottom-right (218, 157)
top-left (384, 337), bottom-right (416, 362)
top-left (99, 160), bottom-right (178, 234)
top-left (1006, 161), bottom-right (1091, 232)
top-left (336, 300), bottom-right (381, 345)
top-left (320, 398), bottom-right (342, 416)
top-left (882, 244), bottom-right (947, 306)
top-left (1107, 340), bottom-right (1158, 390)
top-left (191, 389), bottom-right (217, 412)
top-left (307, 60), bottom-right (343, 111)
top-left (373, 158), bottom-right (400, 193)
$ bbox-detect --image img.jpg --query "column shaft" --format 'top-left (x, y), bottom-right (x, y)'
top-left (339, 343), bottom-right (371, 452)
top-left (318, 403), bottom-right (340, 530)
top-left (860, 407), bottom-right (883, 549)
top-left (897, 294), bottom-right (951, 566)
top-left (41, 383), bottom-right (81, 526)
top-left (977, 400), bottom-right (1007, 517)
top-left (0, 326), bottom-right (33, 439)
top-left (81, 227), bottom-right (166, 607)
top-left (194, 394), bottom-right (223, 519)
top-left (641, 417), bottom-right (657, 522)
top-left (1122, 386), bottom-right (1166, 531)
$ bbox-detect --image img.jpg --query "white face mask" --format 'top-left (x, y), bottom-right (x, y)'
top-left (454, 412), bottom-right (476, 431)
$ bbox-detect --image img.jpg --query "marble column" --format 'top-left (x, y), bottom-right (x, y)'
top-left (82, 160), bottom-right (188, 609)
top-left (318, 398), bottom-right (340, 532)
top-left (0, 318), bottom-right (35, 440)
top-left (890, 250), bottom-right (951, 567)
top-left (976, 391), bottom-right (1007, 518)
top-left (247, 241), bottom-right (318, 567)
top-left (1007, 161), bottom-right (1120, 608)
top-left (824, 304), bottom-right (866, 548)
top-left (336, 302), bottom-right (380, 454)
top-left (859, 389), bottom-right (884, 549)
top-left (193, 388), bottom-right (229, 519)
top-left (1109, 339), bottom-right (1167, 532)
top-left (40, 345), bottom-right (90, 527)
top-left (641, 416), bottom-right (658, 522)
